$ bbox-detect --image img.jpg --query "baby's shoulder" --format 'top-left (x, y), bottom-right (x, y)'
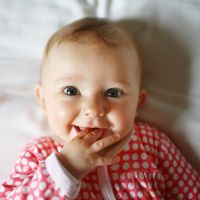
top-left (134, 121), bottom-right (170, 144)
top-left (19, 136), bottom-right (63, 160)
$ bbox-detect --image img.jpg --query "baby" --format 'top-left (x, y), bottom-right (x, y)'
top-left (0, 17), bottom-right (199, 200)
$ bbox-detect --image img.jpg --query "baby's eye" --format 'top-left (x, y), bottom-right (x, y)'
top-left (105, 88), bottom-right (123, 97)
top-left (63, 86), bottom-right (80, 96)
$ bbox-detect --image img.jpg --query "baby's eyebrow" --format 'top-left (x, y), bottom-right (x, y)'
top-left (55, 75), bottom-right (84, 83)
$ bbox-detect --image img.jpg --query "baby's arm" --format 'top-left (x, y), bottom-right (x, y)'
top-left (0, 138), bottom-right (81, 199)
top-left (157, 130), bottom-right (200, 199)
top-left (0, 129), bottom-right (124, 200)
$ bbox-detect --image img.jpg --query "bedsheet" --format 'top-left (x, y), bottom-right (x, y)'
top-left (0, 0), bottom-right (200, 182)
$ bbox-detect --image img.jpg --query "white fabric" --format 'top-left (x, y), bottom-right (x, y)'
top-left (97, 166), bottom-right (116, 200)
top-left (0, 0), bottom-right (200, 183)
top-left (46, 153), bottom-right (81, 199)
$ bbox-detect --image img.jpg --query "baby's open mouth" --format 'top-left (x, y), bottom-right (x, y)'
top-left (73, 125), bottom-right (106, 137)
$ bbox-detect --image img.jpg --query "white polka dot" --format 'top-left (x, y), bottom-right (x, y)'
top-left (128, 182), bottom-right (134, 190)
top-left (186, 168), bottom-right (191, 174)
top-left (177, 193), bottom-right (184, 199)
top-left (21, 158), bottom-right (28, 165)
top-left (132, 162), bottom-right (140, 169)
top-left (142, 162), bottom-right (149, 169)
top-left (178, 180), bottom-right (184, 187)
top-left (0, 186), bottom-right (5, 193)
top-left (180, 160), bottom-right (185, 168)
top-left (189, 180), bottom-right (193, 187)
top-left (33, 147), bottom-right (38, 154)
top-left (173, 160), bottom-right (177, 167)
top-left (168, 154), bottom-right (173, 160)
top-left (123, 144), bottom-right (130, 151)
top-left (31, 181), bottom-right (37, 189)
top-left (169, 167), bottom-right (174, 174)
top-left (121, 183), bottom-right (126, 189)
top-left (120, 173), bottom-right (125, 180)
top-left (27, 195), bottom-right (34, 200)
top-left (123, 154), bottom-right (130, 161)
top-left (42, 150), bottom-right (47, 157)
top-left (112, 173), bottom-right (119, 180)
top-left (149, 138), bottom-right (153, 145)
top-left (132, 153), bottom-right (138, 160)
top-left (42, 169), bottom-right (48, 175)
top-left (141, 153), bottom-right (148, 160)
top-left (39, 182), bottom-right (46, 191)
top-left (51, 197), bottom-right (59, 200)
top-left (140, 128), bottom-right (146, 134)
top-left (139, 172), bottom-right (144, 179)
top-left (114, 183), bottom-right (120, 191)
top-left (22, 186), bottom-right (30, 194)
top-left (177, 167), bottom-right (183, 174)
top-left (173, 173), bottom-right (179, 181)
top-left (29, 161), bottom-right (37, 168)
top-left (193, 187), bottom-right (198, 193)
top-left (137, 191), bottom-right (143, 198)
top-left (111, 163), bottom-right (119, 171)
top-left (123, 163), bottom-right (130, 170)
top-left (34, 189), bottom-right (39, 197)
top-left (7, 179), bottom-right (13, 185)
top-left (187, 193), bottom-right (193, 199)
top-left (14, 196), bottom-right (20, 200)
top-left (25, 152), bottom-right (31, 157)
top-left (23, 166), bottom-right (29, 172)
top-left (183, 173), bottom-right (188, 181)
top-left (183, 186), bottom-right (189, 193)
top-left (144, 145), bottom-right (151, 152)
top-left (132, 135), bottom-right (138, 141)
top-left (45, 189), bottom-right (52, 197)
top-left (130, 191), bottom-right (135, 198)
top-left (15, 165), bottom-right (22, 172)
top-left (132, 143), bottom-right (139, 150)
top-left (170, 147), bottom-right (175, 154)
top-left (172, 187), bottom-right (179, 194)
top-left (15, 181), bottom-right (21, 186)
top-left (164, 161), bottom-right (169, 168)
top-left (155, 140), bottom-right (159, 146)
top-left (141, 136), bottom-right (147, 143)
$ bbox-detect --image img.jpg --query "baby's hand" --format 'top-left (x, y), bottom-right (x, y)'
top-left (57, 129), bottom-right (121, 180)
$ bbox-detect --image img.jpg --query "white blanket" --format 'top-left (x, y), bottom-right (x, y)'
top-left (0, 0), bottom-right (200, 182)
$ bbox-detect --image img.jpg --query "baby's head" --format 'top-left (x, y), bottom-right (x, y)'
top-left (35, 17), bottom-right (146, 142)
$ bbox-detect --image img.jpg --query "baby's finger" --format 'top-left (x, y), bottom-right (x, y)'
top-left (83, 129), bottom-right (104, 145)
top-left (100, 130), bottom-right (132, 156)
top-left (95, 155), bottom-right (120, 166)
top-left (91, 133), bottom-right (121, 152)
top-left (75, 129), bottom-right (90, 139)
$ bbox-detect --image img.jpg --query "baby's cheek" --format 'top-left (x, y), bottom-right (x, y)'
top-left (111, 109), bottom-right (135, 136)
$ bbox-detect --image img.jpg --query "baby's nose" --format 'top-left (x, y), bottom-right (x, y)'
top-left (82, 99), bottom-right (105, 118)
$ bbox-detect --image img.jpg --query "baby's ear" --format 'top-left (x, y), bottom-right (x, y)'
top-left (34, 84), bottom-right (46, 112)
top-left (136, 89), bottom-right (147, 112)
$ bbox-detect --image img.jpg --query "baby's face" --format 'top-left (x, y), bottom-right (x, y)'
top-left (36, 41), bottom-right (143, 142)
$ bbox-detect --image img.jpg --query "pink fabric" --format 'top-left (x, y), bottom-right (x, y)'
top-left (0, 121), bottom-right (199, 199)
